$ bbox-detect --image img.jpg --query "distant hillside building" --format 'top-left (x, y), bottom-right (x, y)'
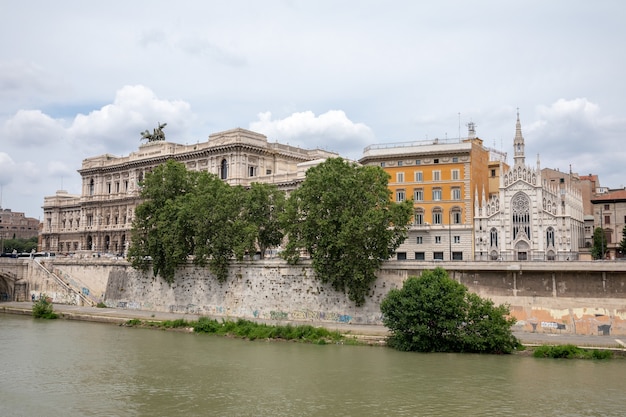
top-left (0, 208), bottom-right (40, 241)
top-left (40, 128), bottom-right (338, 255)
top-left (474, 113), bottom-right (585, 261)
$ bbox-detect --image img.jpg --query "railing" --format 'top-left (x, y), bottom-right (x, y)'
top-left (33, 259), bottom-right (95, 306)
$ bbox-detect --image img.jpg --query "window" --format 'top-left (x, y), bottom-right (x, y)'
top-left (491, 169), bottom-right (496, 177)
top-left (490, 228), bottom-right (498, 247)
top-left (433, 209), bottom-right (442, 225)
top-left (452, 210), bottom-right (462, 224)
top-left (89, 179), bottom-right (95, 196)
top-left (604, 204), bottom-right (610, 210)
top-left (414, 252), bottom-right (425, 260)
top-left (266, 169), bottom-right (272, 175)
top-left (124, 180), bottom-right (128, 191)
top-left (512, 193), bottom-right (531, 240)
top-left (115, 182), bottom-right (120, 193)
top-left (546, 227), bottom-right (555, 247)
top-left (452, 169), bottom-right (460, 180)
top-left (397, 252), bottom-right (407, 260)
top-left (107, 183), bottom-right (111, 194)
top-left (380, 162), bottom-right (386, 167)
top-left (220, 159), bottom-right (228, 179)
top-left (415, 171), bottom-right (423, 182)
top-left (452, 157), bottom-right (459, 163)
top-left (434, 158), bottom-right (439, 164)
top-left (415, 159), bottom-right (421, 165)
top-left (248, 166), bottom-right (257, 177)
top-left (435, 236), bottom-right (441, 244)
top-left (414, 209), bottom-right (424, 225)
top-left (454, 236), bottom-right (460, 244)
top-left (397, 161), bottom-right (403, 167)
top-left (396, 189), bottom-right (406, 202)
top-left (433, 170), bottom-right (441, 181)
top-left (452, 252), bottom-right (463, 260)
top-left (416, 236), bottom-right (423, 244)
top-left (452, 188), bottom-right (461, 200)
top-left (414, 188), bottom-right (423, 201)
top-left (604, 215), bottom-right (611, 225)
top-left (432, 188), bottom-right (442, 201)
top-left (433, 251), bottom-right (444, 260)
top-left (396, 172), bottom-right (404, 183)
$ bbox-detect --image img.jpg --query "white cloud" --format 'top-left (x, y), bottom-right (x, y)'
top-left (250, 110), bottom-right (375, 159)
top-left (3, 109), bottom-right (66, 147)
top-left (68, 85), bottom-right (194, 155)
top-left (0, 153), bottom-right (17, 185)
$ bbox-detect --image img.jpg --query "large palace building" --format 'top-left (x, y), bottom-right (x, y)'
top-left (40, 127), bottom-right (337, 255)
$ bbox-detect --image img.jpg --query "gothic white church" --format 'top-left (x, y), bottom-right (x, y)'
top-left (474, 113), bottom-right (584, 261)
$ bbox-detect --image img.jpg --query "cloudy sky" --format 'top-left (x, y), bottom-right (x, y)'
top-left (1, 1), bottom-right (625, 219)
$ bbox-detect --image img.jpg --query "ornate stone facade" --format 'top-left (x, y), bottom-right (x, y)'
top-left (474, 113), bottom-right (584, 261)
top-left (40, 128), bottom-right (337, 255)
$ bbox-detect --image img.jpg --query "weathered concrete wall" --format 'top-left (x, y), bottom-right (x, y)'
top-left (9, 258), bottom-right (626, 336)
top-left (103, 260), bottom-right (395, 325)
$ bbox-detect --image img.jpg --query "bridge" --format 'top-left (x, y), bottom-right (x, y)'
top-left (0, 257), bottom-right (97, 305)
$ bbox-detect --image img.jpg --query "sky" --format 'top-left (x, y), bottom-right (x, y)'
top-left (1, 1), bottom-right (625, 219)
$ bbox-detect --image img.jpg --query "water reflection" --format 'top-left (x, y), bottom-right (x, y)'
top-left (0, 314), bottom-right (624, 417)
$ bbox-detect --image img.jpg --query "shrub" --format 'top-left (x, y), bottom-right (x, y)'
top-left (380, 267), bottom-right (519, 354)
top-left (533, 344), bottom-right (613, 359)
top-left (32, 296), bottom-right (58, 319)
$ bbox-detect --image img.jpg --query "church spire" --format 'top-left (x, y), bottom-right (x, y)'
top-left (513, 109), bottom-right (525, 168)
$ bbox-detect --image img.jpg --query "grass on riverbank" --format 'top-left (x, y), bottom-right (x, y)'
top-left (532, 344), bottom-right (613, 359)
top-left (124, 317), bottom-right (356, 345)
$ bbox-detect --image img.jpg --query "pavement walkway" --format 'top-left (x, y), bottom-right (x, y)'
top-left (2, 301), bottom-right (625, 350)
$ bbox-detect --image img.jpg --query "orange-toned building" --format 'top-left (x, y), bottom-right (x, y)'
top-left (360, 123), bottom-right (499, 261)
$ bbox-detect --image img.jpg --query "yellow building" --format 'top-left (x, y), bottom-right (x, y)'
top-left (360, 123), bottom-right (500, 261)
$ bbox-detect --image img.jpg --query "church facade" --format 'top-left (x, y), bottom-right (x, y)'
top-left (474, 113), bottom-right (584, 261)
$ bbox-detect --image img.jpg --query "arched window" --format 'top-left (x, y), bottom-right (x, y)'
top-left (413, 208), bottom-right (424, 225)
top-left (220, 159), bottom-right (228, 179)
top-left (511, 193), bottom-right (531, 240)
top-left (546, 227), bottom-right (555, 247)
top-left (490, 228), bottom-right (498, 247)
top-left (451, 207), bottom-right (462, 224)
top-left (432, 207), bottom-right (442, 225)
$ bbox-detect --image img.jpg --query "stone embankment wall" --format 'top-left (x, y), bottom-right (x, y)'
top-left (23, 258), bottom-right (626, 336)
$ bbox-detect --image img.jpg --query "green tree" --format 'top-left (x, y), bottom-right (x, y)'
top-left (128, 160), bottom-right (197, 282)
top-left (282, 158), bottom-right (413, 306)
top-left (618, 225), bottom-right (626, 257)
top-left (243, 182), bottom-right (286, 259)
top-left (2, 237), bottom-right (38, 254)
top-left (380, 267), bottom-right (518, 353)
top-left (591, 227), bottom-right (608, 260)
top-left (191, 178), bottom-right (256, 282)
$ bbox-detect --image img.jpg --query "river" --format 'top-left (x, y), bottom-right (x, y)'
top-left (0, 313), bottom-right (624, 417)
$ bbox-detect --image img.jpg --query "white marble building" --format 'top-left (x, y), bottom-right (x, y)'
top-left (474, 113), bottom-right (584, 261)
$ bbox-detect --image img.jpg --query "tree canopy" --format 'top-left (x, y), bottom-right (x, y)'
top-left (128, 160), bottom-right (285, 283)
top-left (591, 227), bottom-right (608, 260)
top-left (380, 267), bottom-right (519, 354)
top-left (281, 158), bottom-right (413, 306)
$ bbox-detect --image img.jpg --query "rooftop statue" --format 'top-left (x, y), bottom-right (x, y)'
top-left (140, 122), bottom-right (167, 142)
